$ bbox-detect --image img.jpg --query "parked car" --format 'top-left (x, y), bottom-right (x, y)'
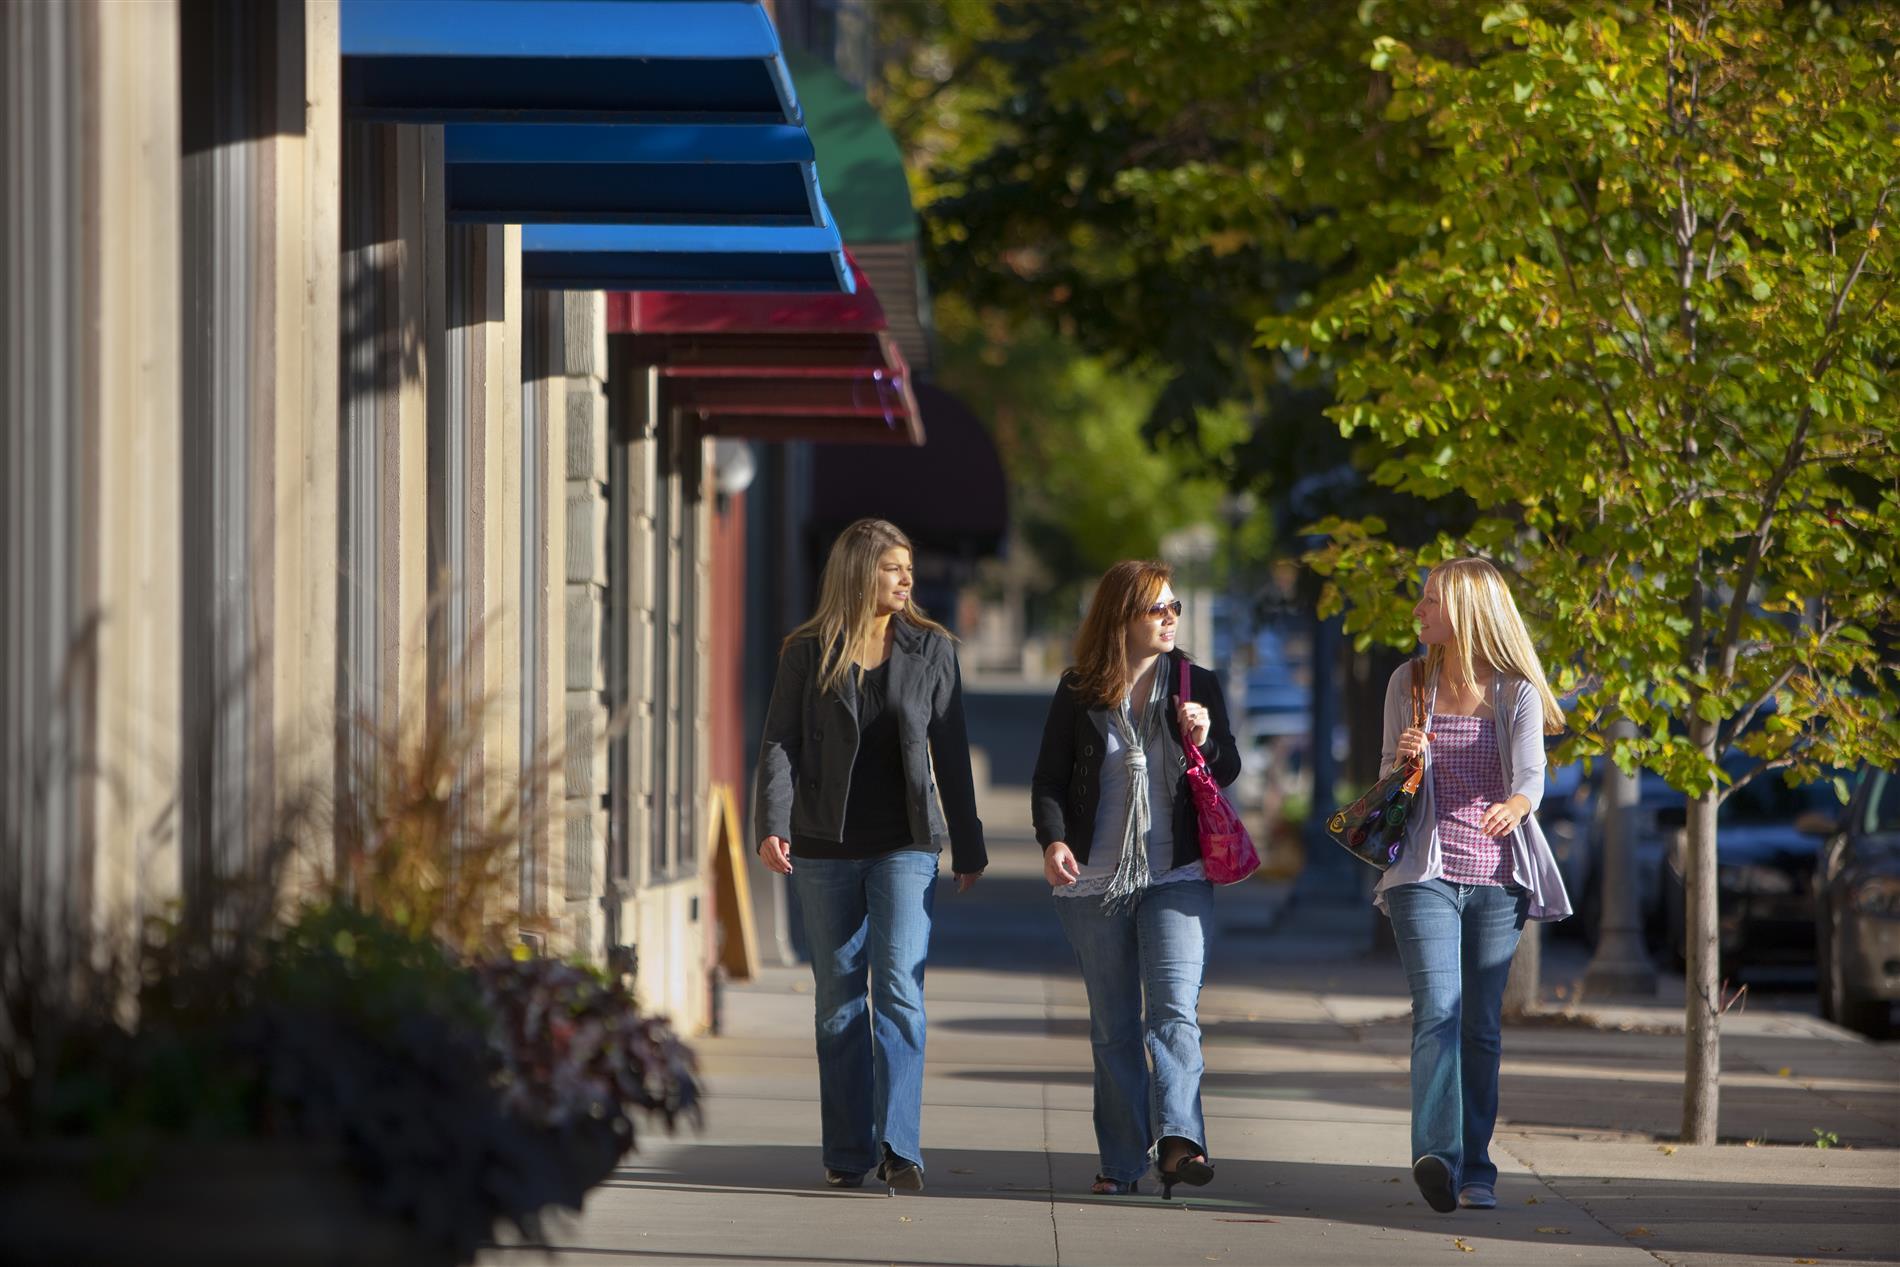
top-left (1660, 763), bottom-right (1839, 972)
top-left (1815, 765), bottom-right (1900, 1038)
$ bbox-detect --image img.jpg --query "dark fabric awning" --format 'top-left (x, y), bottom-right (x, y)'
top-left (346, 0), bottom-right (852, 294)
top-left (605, 253), bottom-right (922, 444)
top-left (662, 359), bottom-right (920, 445)
top-left (341, 0), bottom-right (800, 124)
top-left (810, 383), bottom-right (1008, 555)
top-left (521, 224), bottom-right (850, 293)
top-left (444, 123), bottom-right (826, 226)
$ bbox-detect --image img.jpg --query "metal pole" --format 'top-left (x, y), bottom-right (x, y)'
top-left (1583, 719), bottom-right (1657, 996)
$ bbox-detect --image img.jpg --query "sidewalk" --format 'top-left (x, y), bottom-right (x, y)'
top-left (484, 792), bottom-right (1900, 1267)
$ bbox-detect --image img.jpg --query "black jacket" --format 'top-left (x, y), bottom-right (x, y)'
top-left (1030, 650), bottom-right (1241, 868)
top-left (754, 621), bottom-right (987, 875)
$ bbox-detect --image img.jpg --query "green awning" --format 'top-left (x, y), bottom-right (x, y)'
top-left (784, 52), bottom-right (916, 244)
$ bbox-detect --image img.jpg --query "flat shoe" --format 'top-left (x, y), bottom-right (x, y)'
top-left (1413, 1155), bottom-right (1457, 1213)
top-left (824, 1169), bottom-right (865, 1189)
top-left (1458, 1184), bottom-right (1496, 1209)
top-left (1090, 1174), bottom-right (1140, 1195)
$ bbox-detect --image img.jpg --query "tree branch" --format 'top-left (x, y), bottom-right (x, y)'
top-left (1717, 184), bottom-right (1892, 675)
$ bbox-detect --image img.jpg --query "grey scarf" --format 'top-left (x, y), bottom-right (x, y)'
top-left (1102, 662), bottom-right (1171, 910)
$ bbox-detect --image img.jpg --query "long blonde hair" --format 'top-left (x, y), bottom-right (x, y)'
top-left (1070, 560), bottom-right (1174, 710)
top-left (1423, 557), bottom-right (1564, 734)
top-left (784, 518), bottom-right (952, 697)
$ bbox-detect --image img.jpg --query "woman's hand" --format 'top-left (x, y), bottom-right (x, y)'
top-left (1396, 726), bottom-right (1431, 764)
top-left (1176, 699), bottom-right (1211, 748)
top-left (1480, 795), bottom-right (1533, 838)
top-left (1043, 841), bottom-right (1081, 887)
top-left (758, 835), bottom-right (794, 875)
top-left (954, 871), bottom-right (983, 894)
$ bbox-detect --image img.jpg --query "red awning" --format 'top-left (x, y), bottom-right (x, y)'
top-left (606, 252), bottom-right (922, 446)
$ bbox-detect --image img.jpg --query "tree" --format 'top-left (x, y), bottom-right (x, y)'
top-left (872, 2), bottom-right (1261, 605)
top-left (1259, 2), bottom-right (1900, 1142)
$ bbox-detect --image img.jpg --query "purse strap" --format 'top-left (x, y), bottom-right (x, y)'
top-left (1177, 657), bottom-right (1208, 775)
top-left (1407, 658), bottom-right (1427, 762)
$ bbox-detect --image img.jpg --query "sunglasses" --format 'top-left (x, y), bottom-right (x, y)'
top-left (1144, 599), bottom-right (1184, 619)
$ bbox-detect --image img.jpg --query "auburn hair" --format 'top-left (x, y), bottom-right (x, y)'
top-left (1069, 560), bottom-right (1175, 709)
top-left (783, 518), bottom-right (952, 697)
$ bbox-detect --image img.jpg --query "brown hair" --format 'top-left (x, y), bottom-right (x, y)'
top-left (1069, 560), bottom-right (1174, 709)
top-left (783, 518), bottom-right (953, 697)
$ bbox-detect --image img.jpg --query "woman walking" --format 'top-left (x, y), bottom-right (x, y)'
top-left (754, 519), bottom-right (986, 1194)
top-left (1379, 557), bottom-right (1570, 1213)
top-left (1031, 560), bottom-right (1240, 1199)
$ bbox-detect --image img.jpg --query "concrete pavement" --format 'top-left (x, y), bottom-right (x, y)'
top-left (484, 787), bottom-right (1900, 1267)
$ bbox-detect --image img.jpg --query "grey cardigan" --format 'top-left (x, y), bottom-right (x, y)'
top-left (753, 620), bottom-right (987, 876)
top-left (1374, 661), bottom-right (1572, 922)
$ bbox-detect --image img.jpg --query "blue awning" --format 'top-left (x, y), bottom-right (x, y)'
top-left (341, 0), bottom-right (800, 123)
top-left (444, 124), bottom-right (827, 226)
top-left (520, 224), bottom-right (853, 294)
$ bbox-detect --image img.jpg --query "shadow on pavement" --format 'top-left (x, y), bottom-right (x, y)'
top-left (529, 1145), bottom-right (1896, 1265)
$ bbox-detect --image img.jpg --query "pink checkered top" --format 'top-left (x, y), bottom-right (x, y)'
top-left (1429, 713), bottom-right (1512, 886)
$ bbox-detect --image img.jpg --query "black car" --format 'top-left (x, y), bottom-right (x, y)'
top-left (1815, 766), bottom-right (1900, 1038)
top-left (1660, 765), bottom-right (1839, 972)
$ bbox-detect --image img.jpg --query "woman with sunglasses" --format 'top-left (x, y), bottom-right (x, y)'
top-left (1031, 560), bottom-right (1241, 1199)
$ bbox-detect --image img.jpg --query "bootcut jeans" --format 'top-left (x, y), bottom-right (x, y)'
top-left (1053, 879), bottom-right (1213, 1183)
top-left (1384, 878), bottom-right (1529, 1191)
top-left (790, 850), bottom-right (939, 1177)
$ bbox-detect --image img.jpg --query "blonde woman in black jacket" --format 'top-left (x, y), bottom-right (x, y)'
top-left (754, 518), bottom-right (986, 1194)
top-left (1032, 560), bottom-right (1240, 1199)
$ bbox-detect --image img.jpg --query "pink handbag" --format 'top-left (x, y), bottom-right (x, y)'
top-left (1178, 659), bottom-right (1259, 885)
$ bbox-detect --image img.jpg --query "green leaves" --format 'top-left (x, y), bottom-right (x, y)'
top-left (1288, 2), bottom-right (1900, 793)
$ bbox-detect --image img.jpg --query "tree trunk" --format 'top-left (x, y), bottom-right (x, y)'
top-left (1681, 728), bottom-right (1722, 1143)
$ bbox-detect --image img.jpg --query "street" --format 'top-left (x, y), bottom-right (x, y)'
top-left (482, 783), bottom-right (1900, 1267)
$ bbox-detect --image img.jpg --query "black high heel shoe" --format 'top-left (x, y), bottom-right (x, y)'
top-left (1156, 1153), bottom-right (1215, 1201)
top-left (875, 1151), bottom-right (924, 1194)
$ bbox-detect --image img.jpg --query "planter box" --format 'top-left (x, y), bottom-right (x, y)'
top-left (0, 1139), bottom-right (449, 1267)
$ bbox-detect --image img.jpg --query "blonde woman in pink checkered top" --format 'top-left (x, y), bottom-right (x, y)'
top-left (1377, 558), bottom-right (1569, 1216)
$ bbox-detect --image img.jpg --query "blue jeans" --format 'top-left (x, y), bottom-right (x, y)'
top-left (1385, 879), bottom-right (1529, 1190)
top-left (1053, 880), bottom-right (1212, 1183)
top-left (790, 851), bottom-right (939, 1176)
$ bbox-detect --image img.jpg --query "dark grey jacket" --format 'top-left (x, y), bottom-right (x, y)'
top-left (1030, 650), bottom-right (1241, 869)
top-left (753, 621), bottom-right (987, 875)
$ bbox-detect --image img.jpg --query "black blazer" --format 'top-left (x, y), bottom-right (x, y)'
top-left (754, 620), bottom-right (987, 875)
top-left (1030, 650), bottom-right (1241, 869)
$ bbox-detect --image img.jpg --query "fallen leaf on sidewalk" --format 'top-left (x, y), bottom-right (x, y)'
top-left (1659, 1145), bottom-right (1678, 1156)
top-left (1777, 1066), bottom-right (1792, 1077)
top-left (949, 1168), bottom-right (973, 1175)
top-left (1628, 1226), bottom-right (1652, 1237)
top-left (898, 1216), bottom-right (911, 1224)
top-left (1452, 1238), bottom-right (1475, 1253)
top-left (1525, 1197), bottom-right (1541, 1205)
top-left (1535, 1227), bottom-right (1573, 1235)
top-left (1385, 1177), bottom-right (1403, 1183)
top-left (1795, 1259), bottom-right (1818, 1264)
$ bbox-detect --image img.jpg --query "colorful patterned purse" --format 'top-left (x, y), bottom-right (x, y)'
top-left (1179, 659), bottom-right (1260, 885)
top-left (1326, 660), bottom-right (1427, 870)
